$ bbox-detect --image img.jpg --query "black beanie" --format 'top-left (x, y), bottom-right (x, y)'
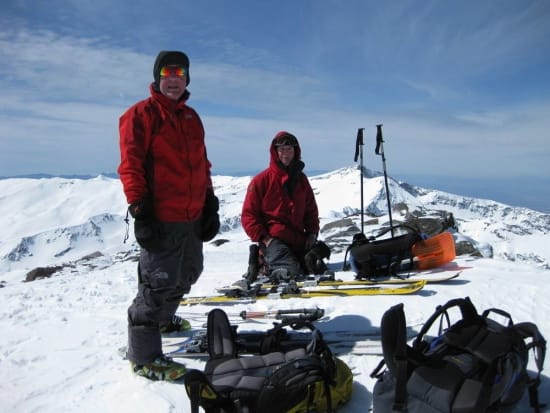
top-left (153, 51), bottom-right (190, 87)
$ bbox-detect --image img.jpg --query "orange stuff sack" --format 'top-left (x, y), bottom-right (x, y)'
top-left (412, 232), bottom-right (456, 270)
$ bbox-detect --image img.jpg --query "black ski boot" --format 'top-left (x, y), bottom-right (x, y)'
top-left (232, 244), bottom-right (260, 290)
top-left (245, 244), bottom-right (260, 283)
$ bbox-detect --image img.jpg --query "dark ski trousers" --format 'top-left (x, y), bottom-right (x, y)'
top-left (127, 221), bottom-right (203, 365)
top-left (262, 238), bottom-right (303, 280)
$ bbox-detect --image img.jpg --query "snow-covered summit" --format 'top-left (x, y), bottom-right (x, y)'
top-left (1, 168), bottom-right (550, 413)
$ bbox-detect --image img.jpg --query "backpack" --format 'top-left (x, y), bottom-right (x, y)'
top-left (343, 225), bottom-right (423, 279)
top-left (184, 308), bottom-right (353, 413)
top-left (344, 225), bottom-right (456, 279)
top-left (370, 297), bottom-right (546, 413)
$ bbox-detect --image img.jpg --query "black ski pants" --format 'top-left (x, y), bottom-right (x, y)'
top-left (127, 221), bottom-right (203, 365)
top-left (262, 238), bottom-right (303, 280)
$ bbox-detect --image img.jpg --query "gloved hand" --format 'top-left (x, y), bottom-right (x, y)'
top-left (304, 233), bottom-right (317, 251)
top-left (200, 191), bottom-right (220, 242)
top-left (304, 240), bottom-right (332, 275)
top-left (129, 198), bottom-right (161, 252)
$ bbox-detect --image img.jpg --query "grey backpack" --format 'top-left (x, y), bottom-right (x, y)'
top-left (184, 308), bottom-right (353, 413)
top-left (371, 297), bottom-right (546, 412)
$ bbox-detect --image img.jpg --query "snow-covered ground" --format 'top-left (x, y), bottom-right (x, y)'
top-left (1, 169), bottom-right (549, 412)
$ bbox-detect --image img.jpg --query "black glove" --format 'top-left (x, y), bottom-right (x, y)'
top-left (304, 241), bottom-right (332, 275)
top-left (129, 198), bottom-right (161, 252)
top-left (304, 233), bottom-right (317, 251)
top-left (128, 198), bottom-right (154, 219)
top-left (309, 240), bottom-right (331, 259)
top-left (200, 191), bottom-right (220, 242)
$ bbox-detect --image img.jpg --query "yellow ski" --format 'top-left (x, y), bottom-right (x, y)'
top-left (181, 280), bottom-right (426, 306)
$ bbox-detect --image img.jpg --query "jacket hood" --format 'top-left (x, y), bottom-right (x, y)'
top-left (269, 131), bottom-right (302, 167)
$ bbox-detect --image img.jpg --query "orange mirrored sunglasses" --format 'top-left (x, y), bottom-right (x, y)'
top-left (159, 66), bottom-right (187, 78)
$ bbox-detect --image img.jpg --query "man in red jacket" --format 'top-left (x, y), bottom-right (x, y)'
top-left (118, 51), bottom-right (219, 381)
top-left (241, 131), bottom-right (323, 283)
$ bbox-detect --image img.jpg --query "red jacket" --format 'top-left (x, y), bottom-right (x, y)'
top-left (241, 133), bottom-right (319, 254)
top-left (118, 85), bottom-right (212, 222)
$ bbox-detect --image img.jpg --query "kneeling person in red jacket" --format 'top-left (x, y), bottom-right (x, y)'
top-left (241, 132), bottom-right (322, 283)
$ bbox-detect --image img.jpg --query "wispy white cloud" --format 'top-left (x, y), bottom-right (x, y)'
top-left (0, 98), bottom-right (121, 175)
top-left (372, 102), bottom-right (550, 179)
top-left (0, 29), bottom-right (150, 103)
top-left (0, 1), bottom-right (549, 188)
top-left (354, 1), bottom-right (550, 80)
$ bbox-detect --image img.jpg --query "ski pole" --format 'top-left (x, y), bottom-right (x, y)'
top-left (375, 124), bottom-right (394, 237)
top-left (238, 307), bottom-right (325, 321)
top-left (354, 128), bottom-right (365, 234)
top-left (177, 308), bottom-right (326, 322)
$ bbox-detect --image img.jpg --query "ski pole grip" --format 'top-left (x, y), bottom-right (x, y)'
top-left (354, 128), bottom-right (364, 162)
top-left (240, 311), bottom-right (269, 319)
top-left (375, 124), bottom-right (383, 155)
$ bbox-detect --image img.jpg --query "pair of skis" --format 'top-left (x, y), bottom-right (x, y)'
top-left (119, 328), bottom-right (394, 360)
top-left (179, 271), bottom-right (461, 306)
top-left (162, 328), bottom-right (397, 358)
top-left (244, 270), bottom-right (461, 289)
top-left (161, 308), bottom-right (417, 358)
top-left (119, 307), bottom-right (399, 359)
top-left (180, 280), bottom-right (426, 305)
top-left (119, 308), bottom-right (328, 360)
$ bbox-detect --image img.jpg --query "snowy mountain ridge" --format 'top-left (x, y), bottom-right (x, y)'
top-left (0, 166), bottom-right (548, 278)
top-left (1, 167), bottom-right (550, 413)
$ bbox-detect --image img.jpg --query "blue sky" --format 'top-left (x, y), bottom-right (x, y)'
top-left (1, 0), bottom-right (549, 211)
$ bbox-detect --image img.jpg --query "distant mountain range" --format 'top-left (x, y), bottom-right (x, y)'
top-left (2, 170), bottom-right (548, 214)
top-left (0, 166), bottom-right (548, 275)
top-left (0, 173), bottom-right (119, 180)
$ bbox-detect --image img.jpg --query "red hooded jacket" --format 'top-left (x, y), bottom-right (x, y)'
top-left (118, 85), bottom-right (212, 222)
top-left (241, 132), bottom-right (319, 254)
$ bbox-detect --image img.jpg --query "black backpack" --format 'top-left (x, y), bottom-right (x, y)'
top-left (344, 225), bottom-right (423, 279)
top-left (371, 297), bottom-right (546, 412)
top-left (184, 308), bottom-right (353, 413)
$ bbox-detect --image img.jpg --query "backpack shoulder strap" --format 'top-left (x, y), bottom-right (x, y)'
top-left (514, 321), bottom-right (547, 412)
top-left (412, 296), bottom-right (479, 349)
top-left (184, 369), bottom-right (228, 413)
top-left (258, 321), bottom-right (288, 354)
top-left (377, 303), bottom-right (407, 373)
top-left (141, 99), bottom-right (167, 194)
top-left (373, 302), bottom-right (409, 411)
top-left (514, 322), bottom-right (546, 374)
top-left (342, 232), bottom-right (367, 271)
top-left (374, 223), bottom-right (422, 240)
top-left (207, 308), bottom-right (237, 360)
